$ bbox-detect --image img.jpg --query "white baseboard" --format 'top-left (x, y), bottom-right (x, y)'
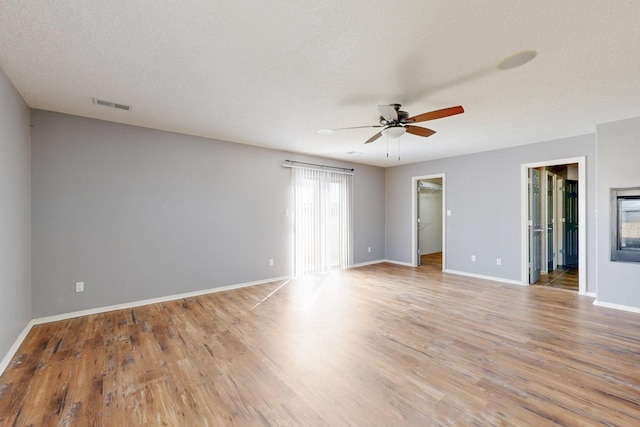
top-left (444, 269), bottom-right (525, 286)
top-left (32, 276), bottom-right (291, 325)
top-left (593, 299), bottom-right (640, 314)
top-left (383, 259), bottom-right (416, 267)
top-left (584, 291), bottom-right (596, 298)
top-left (351, 259), bottom-right (386, 268)
top-left (0, 319), bottom-right (36, 377)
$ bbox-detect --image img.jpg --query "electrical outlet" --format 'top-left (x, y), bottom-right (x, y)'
top-left (269, 259), bottom-right (274, 266)
top-left (368, 247), bottom-right (371, 253)
top-left (471, 255), bottom-right (476, 262)
top-left (496, 258), bottom-right (502, 266)
top-left (75, 282), bottom-right (84, 292)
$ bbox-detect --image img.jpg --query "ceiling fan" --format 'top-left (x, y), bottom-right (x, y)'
top-left (325, 104), bottom-right (464, 144)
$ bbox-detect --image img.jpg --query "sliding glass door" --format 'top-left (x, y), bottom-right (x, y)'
top-left (292, 167), bottom-right (353, 276)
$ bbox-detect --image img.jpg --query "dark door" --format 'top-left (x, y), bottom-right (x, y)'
top-left (564, 180), bottom-right (579, 267)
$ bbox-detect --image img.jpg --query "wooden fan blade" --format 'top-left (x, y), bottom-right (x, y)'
top-left (377, 105), bottom-right (398, 122)
top-left (364, 131), bottom-right (383, 144)
top-left (405, 125), bottom-right (436, 138)
top-left (408, 106), bottom-right (464, 123)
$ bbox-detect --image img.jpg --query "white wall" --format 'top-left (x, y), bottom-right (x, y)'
top-left (595, 117), bottom-right (640, 309)
top-left (0, 68), bottom-right (31, 359)
top-left (31, 111), bottom-right (385, 317)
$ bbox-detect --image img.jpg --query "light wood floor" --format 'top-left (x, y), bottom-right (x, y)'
top-left (533, 267), bottom-right (579, 291)
top-left (2, 261), bottom-right (640, 426)
top-left (420, 251), bottom-right (442, 267)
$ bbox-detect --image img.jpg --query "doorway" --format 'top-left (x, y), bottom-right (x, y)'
top-left (412, 174), bottom-right (445, 269)
top-left (521, 158), bottom-right (585, 294)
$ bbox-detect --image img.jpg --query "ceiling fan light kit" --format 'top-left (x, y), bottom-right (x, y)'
top-left (382, 126), bottom-right (406, 139)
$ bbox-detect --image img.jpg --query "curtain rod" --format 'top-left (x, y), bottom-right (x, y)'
top-left (283, 160), bottom-right (354, 173)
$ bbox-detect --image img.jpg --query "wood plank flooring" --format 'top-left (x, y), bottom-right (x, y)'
top-left (420, 252), bottom-right (442, 267)
top-left (533, 267), bottom-right (579, 291)
top-left (2, 261), bottom-right (640, 426)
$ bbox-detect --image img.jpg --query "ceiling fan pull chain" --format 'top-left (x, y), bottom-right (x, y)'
top-left (386, 133), bottom-right (389, 158)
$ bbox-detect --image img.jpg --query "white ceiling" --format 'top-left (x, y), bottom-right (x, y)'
top-left (2, 1), bottom-right (640, 167)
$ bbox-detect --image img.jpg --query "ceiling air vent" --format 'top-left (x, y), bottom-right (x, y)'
top-left (92, 98), bottom-right (132, 111)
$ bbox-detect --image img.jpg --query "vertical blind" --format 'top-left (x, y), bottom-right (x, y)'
top-left (292, 166), bottom-right (353, 276)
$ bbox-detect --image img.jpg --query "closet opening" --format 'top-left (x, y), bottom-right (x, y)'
top-left (412, 174), bottom-right (445, 270)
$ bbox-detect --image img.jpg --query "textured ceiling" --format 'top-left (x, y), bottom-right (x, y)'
top-left (2, 1), bottom-right (640, 167)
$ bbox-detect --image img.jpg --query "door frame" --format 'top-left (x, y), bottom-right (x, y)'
top-left (520, 157), bottom-right (586, 294)
top-left (412, 173), bottom-right (446, 268)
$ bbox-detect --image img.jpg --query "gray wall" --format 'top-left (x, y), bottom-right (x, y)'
top-left (385, 134), bottom-right (596, 291)
top-left (596, 117), bottom-right (640, 307)
top-left (0, 68), bottom-right (31, 358)
top-left (31, 111), bottom-right (385, 317)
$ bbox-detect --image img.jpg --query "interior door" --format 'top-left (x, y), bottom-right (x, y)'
top-left (529, 168), bottom-right (542, 283)
top-left (556, 177), bottom-right (564, 266)
top-left (564, 179), bottom-right (579, 267)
